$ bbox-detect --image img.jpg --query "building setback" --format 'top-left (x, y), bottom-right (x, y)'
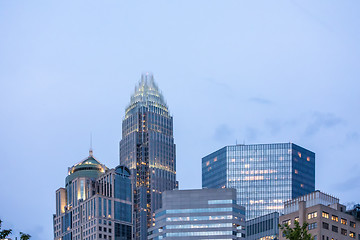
top-left (279, 191), bottom-right (360, 240)
top-left (202, 143), bottom-right (315, 220)
top-left (53, 150), bottom-right (133, 240)
top-left (120, 73), bottom-right (177, 240)
top-left (148, 188), bottom-right (246, 240)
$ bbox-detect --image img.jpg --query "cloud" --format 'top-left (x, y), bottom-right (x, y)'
top-left (245, 127), bottom-right (259, 142)
top-left (304, 112), bottom-right (344, 136)
top-left (345, 131), bottom-right (360, 143)
top-left (265, 118), bottom-right (299, 136)
top-left (213, 124), bottom-right (234, 142)
top-left (249, 97), bottom-right (272, 105)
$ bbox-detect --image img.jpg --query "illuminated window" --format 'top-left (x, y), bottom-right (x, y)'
top-left (244, 164), bottom-right (250, 168)
top-left (350, 221), bottom-right (356, 228)
top-left (341, 218), bottom-right (347, 225)
top-left (300, 184), bottom-right (304, 188)
top-left (206, 161), bottom-right (210, 166)
top-left (349, 231), bottom-right (355, 238)
top-left (331, 215), bottom-right (338, 222)
top-left (294, 217), bottom-right (299, 222)
top-left (308, 212), bottom-right (317, 220)
top-left (307, 157), bottom-right (310, 162)
top-left (294, 169), bottom-right (298, 174)
top-left (283, 219), bottom-right (291, 226)
top-left (322, 211), bottom-right (329, 219)
top-left (214, 157), bottom-right (217, 162)
top-left (341, 228), bottom-right (347, 236)
top-left (298, 152), bottom-right (302, 158)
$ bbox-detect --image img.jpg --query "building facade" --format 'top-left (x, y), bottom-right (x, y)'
top-left (119, 73), bottom-right (177, 240)
top-left (279, 191), bottom-right (360, 240)
top-left (202, 143), bottom-right (315, 220)
top-left (53, 150), bottom-right (133, 240)
top-left (246, 212), bottom-right (279, 240)
top-left (148, 188), bottom-right (246, 240)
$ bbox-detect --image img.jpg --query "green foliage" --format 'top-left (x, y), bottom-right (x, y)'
top-left (0, 219), bottom-right (12, 239)
top-left (0, 219), bottom-right (31, 240)
top-left (20, 232), bottom-right (31, 240)
top-left (279, 221), bottom-right (314, 240)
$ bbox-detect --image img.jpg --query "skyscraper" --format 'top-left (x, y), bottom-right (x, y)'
top-left (53, 150), bottom-right (133, 240)
top-left (120, 73), bottom-right (177, 240)
top-left (202, 143), bottom-right (315, 220)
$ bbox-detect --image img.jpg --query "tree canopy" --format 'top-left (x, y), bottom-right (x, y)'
top-left (279, 221), bottom-right (314, 240)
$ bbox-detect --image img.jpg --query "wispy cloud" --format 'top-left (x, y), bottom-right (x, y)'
top-left (249, 97), bottom-right (272, 105)
top-left (213, 124), bottom-right (234, 142)
top-left (304, 112), bottom-right (344, 136)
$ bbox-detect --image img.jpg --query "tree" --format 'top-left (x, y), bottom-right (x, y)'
top-left (279, 221), bottom-right (314, 240)
top-left (0, 219), bottom-right (12, 239)
top-left (20, 232), bottom-right (31, 240)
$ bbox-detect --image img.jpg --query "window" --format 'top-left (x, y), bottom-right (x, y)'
top-left (308, 212), bottom-right (318, 220)
top-left (322, 222), bottom-right (329, 229)
top-left (99, 234), bottom-right (102, 238)
top-left (341, 228), bottom-right (347, 236)
top-left (341, 218), bottom-right (347, 225)
top-left (283, 219), bottom-right (291, 226)
top-left (99, 226), bottom-right (102, 231)
top-left (350, 221), bottom-right (356, 228)
top-left (295, 217), bottom-right (299, 222)
top-left (308, 222), bottom-right (317, 230)
top-left (331, 215), bottom-right (338, 222)
top-left (322, 212), bottom-right (329, 219)
top-left (331, 225), bottom-right (338, 232)
top-left (349, 231), bottom-right (355, 238)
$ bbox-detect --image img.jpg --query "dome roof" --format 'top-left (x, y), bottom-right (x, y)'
top-left (66, 150), bottom-right (108, 185)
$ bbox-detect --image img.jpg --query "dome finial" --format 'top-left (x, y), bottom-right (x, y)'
top-left (89, 132), bottom-right (93, 156)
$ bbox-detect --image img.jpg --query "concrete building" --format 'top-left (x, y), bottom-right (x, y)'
top-left (246, 212), bottom-right (279, 240)
top-left (148, 188), bottom-right (246, 240)
top-left (53, 150), bottom-right (133, 240)
top-left (279, 191), bottom-right (360, 240)
top-left (202, 143), bottom-right (315, 220)
top-left (119, 73), bottom-right (177, 240)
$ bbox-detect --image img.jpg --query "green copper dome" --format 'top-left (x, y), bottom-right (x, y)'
top-left (65, 150), bottom-right (108, 185)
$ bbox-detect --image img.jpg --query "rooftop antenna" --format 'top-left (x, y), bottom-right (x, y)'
top-left (89, 132), bottom-right (93, 156)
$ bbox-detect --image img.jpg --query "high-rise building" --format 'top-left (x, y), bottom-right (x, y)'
top-left (202, 143), bottom-right (315, 220)
top-left (120, 73), bottom-right (177, 240)
top-left (148, 188), bottom-right (246, 240)
top-left (279, 191), bottom-right (360, 240)
top-left (53, 150), bottom-right (133, 240)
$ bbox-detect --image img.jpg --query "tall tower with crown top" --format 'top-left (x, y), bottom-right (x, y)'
top-left (120, 73), bottom-right (177, 240)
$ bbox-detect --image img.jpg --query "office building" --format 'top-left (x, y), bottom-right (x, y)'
top-left (119, 73), bottom-right (177, 240)
top-left (53, 150), bottom-right (133, 240)
top-left (279, 191), bottom-right (360, 240)
top-left (148, 188), bottom-right (246, 239)
top-left (202, 143), bottom-right (315, 220)
top-left (246, 212), bottom-right (279, 240)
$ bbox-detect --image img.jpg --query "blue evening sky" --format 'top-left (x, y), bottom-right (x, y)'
top-left (0, 1), bottom-right (359, 239)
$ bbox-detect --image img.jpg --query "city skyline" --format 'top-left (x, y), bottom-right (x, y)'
top-left (1, 1), bottom-right (360, 240)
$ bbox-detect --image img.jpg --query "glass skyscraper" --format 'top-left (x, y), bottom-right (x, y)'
top-left (202, 143), bottom-right (315, 220)
top-left (119, 73), bottom-right (177, 240)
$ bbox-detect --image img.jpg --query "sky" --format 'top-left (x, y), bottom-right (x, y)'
top-left (0, 0), bottom-right (360, 239)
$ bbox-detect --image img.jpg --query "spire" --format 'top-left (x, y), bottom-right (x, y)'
top-left (89, 132), bottom-right (93, 156)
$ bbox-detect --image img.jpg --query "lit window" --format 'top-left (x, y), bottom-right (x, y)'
top-left (298, 152), bottom-right (302, 158)
top-left (307, 157), bottom-right (310, 162)
top-left (349, 231), bottom-right (355, 238)
top-left (294, 217), bottom-right (299, 222)
top-left (308, 212), bottom-right (317, 219)
top-left (322, 211), bottom-right (329, 219)
top-left (283, 219), bottom-right (291, 226)
top-left (350, 221), bottom-right (356, 228)
top-left (300, 184), bottom-right (304, 188)
top-left (331, 215), bottom-right (338, 222)
top-left (295, 169), bottom-right (298, 174)
top-left (341, 218), bottom-right (347, 225)
top-left (206, 161), bottom-right (210, 166)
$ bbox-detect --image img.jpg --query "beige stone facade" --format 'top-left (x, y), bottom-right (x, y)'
top-left (279, 191), bottom-right (360, 240)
